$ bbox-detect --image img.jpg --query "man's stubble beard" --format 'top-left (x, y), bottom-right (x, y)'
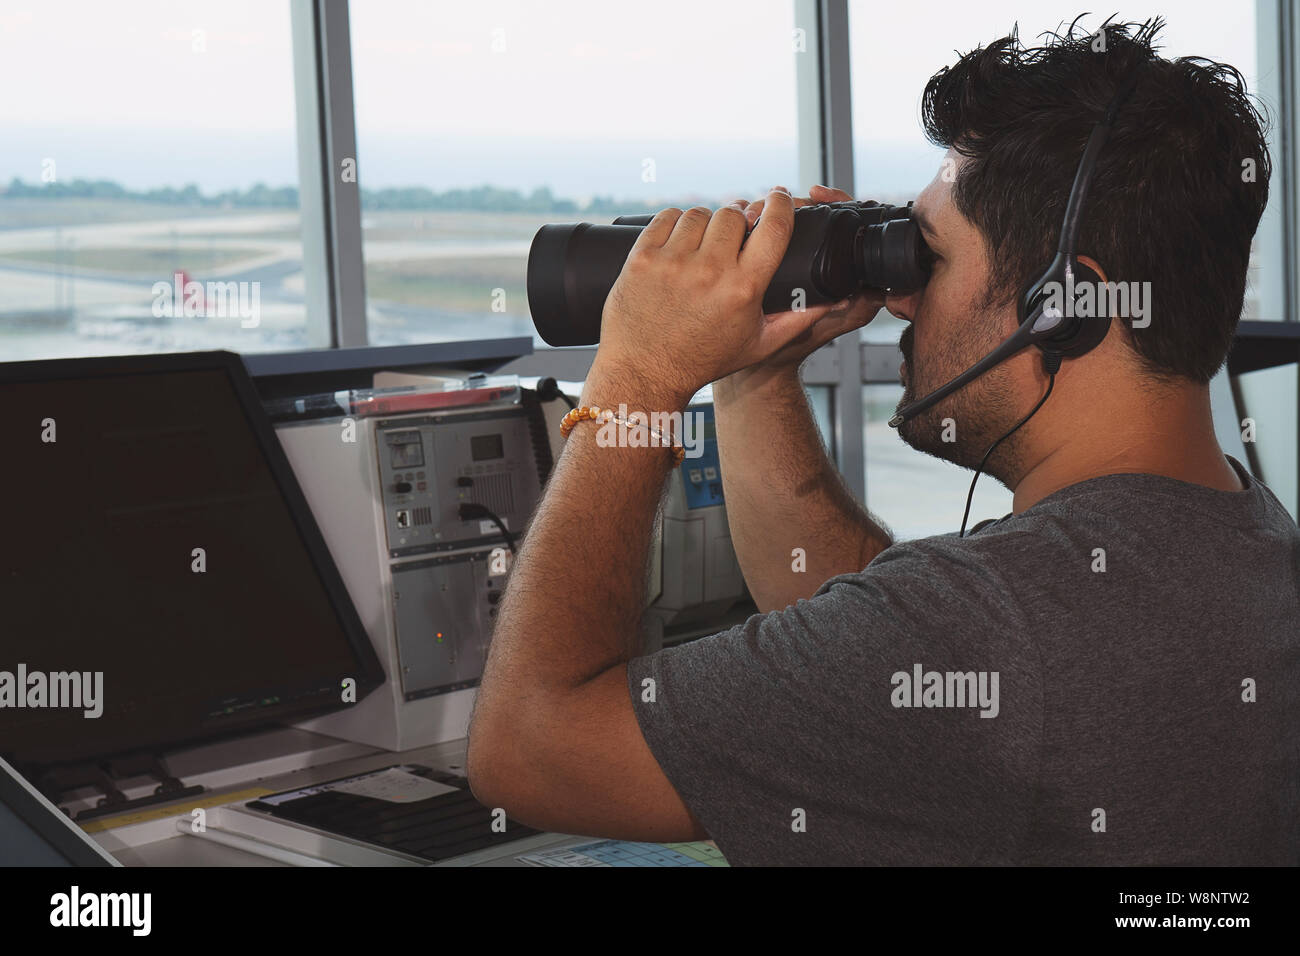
top-left (895, 312), bottom-right (1024, 483)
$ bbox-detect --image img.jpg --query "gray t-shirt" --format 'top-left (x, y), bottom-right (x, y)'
top-left (627, 456), bottom-right (1299, 865)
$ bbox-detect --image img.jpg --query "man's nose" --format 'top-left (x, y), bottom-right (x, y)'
top-left (885, 288), bottom-right (920, 322)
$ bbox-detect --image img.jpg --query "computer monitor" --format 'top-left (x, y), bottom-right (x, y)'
top-left (0, 756), bottom-right (117, 866)
top-left (0, 351), bottom-right (384, 768)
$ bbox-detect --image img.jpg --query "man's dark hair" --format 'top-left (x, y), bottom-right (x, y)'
top-left (921, 15), bottom-right (1271, 384)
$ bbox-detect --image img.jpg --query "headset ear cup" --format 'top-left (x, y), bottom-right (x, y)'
top-left (1045, 261), bottom-right (1112, 358)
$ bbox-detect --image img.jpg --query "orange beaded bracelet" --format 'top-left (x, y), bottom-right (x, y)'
top-left (560, 405), bottom-right (686, 465)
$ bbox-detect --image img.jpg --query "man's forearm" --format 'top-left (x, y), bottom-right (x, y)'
top-left (713, 364), bottom-right (892, 612)
top-left (471, 362), bottom-right (683, 738)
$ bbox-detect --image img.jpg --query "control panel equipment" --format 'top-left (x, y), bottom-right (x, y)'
top-left (270, 377), bottom-right (551, 750)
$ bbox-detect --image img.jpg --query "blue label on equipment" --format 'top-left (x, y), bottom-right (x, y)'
top-left (680, 405), bottom-right (723, 510)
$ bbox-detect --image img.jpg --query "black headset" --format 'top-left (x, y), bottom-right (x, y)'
top-left (888, 68), bottom-right (1142, 430)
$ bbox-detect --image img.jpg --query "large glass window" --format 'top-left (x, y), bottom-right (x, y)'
top-left (0, 1), bottom-right (309, 361)
top-left (350, 0), bottom-right (800, 346)
top-left (851, 4), bottom-right (1265, 335)
top-left (848, 4), bottom-right (1274, 538)
top-left (1236, 363), bottom-right (1298, 520)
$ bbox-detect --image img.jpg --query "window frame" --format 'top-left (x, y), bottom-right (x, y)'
top-left (300, 0), bottom-right (1297, 511)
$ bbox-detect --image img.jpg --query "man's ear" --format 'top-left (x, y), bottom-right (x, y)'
top-left (1075, 253), bottom-right (1131, 343)
top-left (1077, 254), bottom-right (1108, 283)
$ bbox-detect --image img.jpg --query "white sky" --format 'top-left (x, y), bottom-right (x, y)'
top-left (849, 2), bottom-right (1260, 138)
top-left (0, 1), bottom-right (1265, 192)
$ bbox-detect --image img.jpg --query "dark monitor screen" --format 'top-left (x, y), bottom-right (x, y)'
top-left (0, 351), bottom-right (383, 766)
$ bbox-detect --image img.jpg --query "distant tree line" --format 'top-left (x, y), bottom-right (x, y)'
top-left (3, 178), bottom-right (298, 208)
top-left (1, 177), bottom-right (715, 216)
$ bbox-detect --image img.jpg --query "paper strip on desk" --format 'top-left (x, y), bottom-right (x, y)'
top-left (330, 768), bottom-right (458, 803)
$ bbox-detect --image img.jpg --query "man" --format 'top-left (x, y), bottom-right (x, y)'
top-left (467, 19), bottom-right (1299, 864)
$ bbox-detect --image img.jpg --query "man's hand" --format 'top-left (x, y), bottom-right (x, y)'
top-left (709, 185), bottom-right (897, 612)
top-left (732, 184), bottom-right (885, 377)
top-left (593, 187), bottom-right (830, 403)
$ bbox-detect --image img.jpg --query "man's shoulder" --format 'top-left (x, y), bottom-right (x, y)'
top-left (860, 518), bottom-right (1058, 578)
top-left (806, 522), bottom-right (1057, 648)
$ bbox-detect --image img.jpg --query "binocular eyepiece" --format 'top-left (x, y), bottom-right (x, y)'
top-left (526, 199), bottom-right (933, 346)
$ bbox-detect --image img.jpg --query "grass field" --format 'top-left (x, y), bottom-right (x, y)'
top-left (0, 197), bottom-right (248, 230)
top-left (365, 255), bottom-right (528, 313)
top-left (180, 230), bottom-right (302, 242)
top-left (360, 210), bottom-right (556, 242)
top-left (0, 246), bottom-right (265, 273)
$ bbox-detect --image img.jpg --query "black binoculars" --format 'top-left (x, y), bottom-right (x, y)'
top-left (526, 199), bottom-right (933, 346)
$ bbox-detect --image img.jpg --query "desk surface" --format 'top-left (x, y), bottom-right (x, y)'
top-left (82, 731), bottom-right (586, 867)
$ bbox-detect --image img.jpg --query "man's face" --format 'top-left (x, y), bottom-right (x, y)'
top-left (888, 151), bottom-right (1025, 478)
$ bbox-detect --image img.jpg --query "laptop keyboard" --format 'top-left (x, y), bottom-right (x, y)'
top-left (247, 765), bottom-right (539, 863)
